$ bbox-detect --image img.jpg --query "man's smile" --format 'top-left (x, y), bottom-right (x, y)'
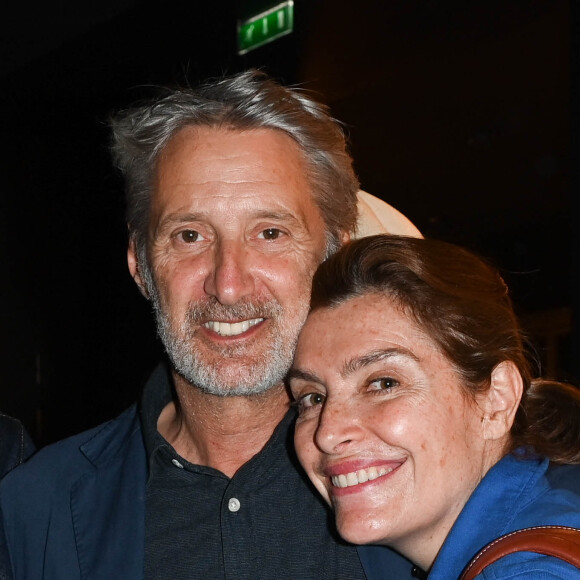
top-left (203, 318), bottom-right (264, 337)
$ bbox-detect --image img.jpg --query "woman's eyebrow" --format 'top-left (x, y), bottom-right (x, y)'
top-left (342, 348), bottom-right (419, 378)
top-left (288, 348), bottom-right (419, 385)
top-left (287, 368), bottom-right (321, 385)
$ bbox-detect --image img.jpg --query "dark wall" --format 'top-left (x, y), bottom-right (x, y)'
top-left (0, 0), bottom-right (574, 445)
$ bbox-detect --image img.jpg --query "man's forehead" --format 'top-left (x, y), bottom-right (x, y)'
top-left (155, 126), bottom-right (308, 186)
top-left (162, 124), bottom-right (301, 159)
top-left (148, 126), bottom-right (328, 239)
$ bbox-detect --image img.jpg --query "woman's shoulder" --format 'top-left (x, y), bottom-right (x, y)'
top-left (428, 456), bottom-right (580, 580)
top-left (545, 463), bottom-right (580, 496)
top-left (472, 453), bottom-right (580, 527)
top-left (479, 466), bottom-right (580, 578)
top-left (515, 461), bottom-right (580, 528)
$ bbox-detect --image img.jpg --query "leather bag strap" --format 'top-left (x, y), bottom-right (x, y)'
top-left (459, 526), bottom-right (580, 580)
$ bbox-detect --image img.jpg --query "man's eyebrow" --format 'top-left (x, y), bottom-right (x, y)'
top-left (341, 348), bottom-right (418, 377)
top-left (250, 210), bottom-right (312, 232)
top-left (252, 210), bottom-right (300, 222)
top-left (156, 210), bottom-right (302, 234)
top-left (155, 212), bottom-right (206, 233)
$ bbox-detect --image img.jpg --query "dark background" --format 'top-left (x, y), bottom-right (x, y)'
top-left (0, 0), bottom-right (577, 445)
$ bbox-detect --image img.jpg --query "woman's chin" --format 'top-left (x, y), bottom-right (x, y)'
top-left (335, 518), bottom-right (390, 547)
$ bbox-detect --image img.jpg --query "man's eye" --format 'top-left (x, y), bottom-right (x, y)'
top-left (179, 230), bottom-right (204, 243)
top-left (259, 228), bottom-right (283, 240)
top-left (369, 377), bottom-right (399, 391)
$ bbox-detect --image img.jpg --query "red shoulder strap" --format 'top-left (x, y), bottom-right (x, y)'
top-left (460, 526), bottom-right (580, 580)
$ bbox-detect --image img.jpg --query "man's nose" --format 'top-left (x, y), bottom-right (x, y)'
top-left (314, 399), bottom-right (363, 455)
top-left (204, 240), bottom-right (255, 305)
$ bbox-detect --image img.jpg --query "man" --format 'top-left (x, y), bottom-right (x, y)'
top-left (0, 70), bottom-right (418, 579)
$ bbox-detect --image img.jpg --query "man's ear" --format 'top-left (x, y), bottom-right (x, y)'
top-left (127, 236), bottom-right (150, 299)
top-left (480, 361), bottom-right (523, 441)
top-left (340, 230), bottom-right (351, 246)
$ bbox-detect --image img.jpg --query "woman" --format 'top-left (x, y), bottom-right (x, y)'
top-left (288, 235), bottom-right (580, 579)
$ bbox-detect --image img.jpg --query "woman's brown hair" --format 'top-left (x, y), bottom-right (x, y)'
top-left (310, 234), bottom-right (580, 464)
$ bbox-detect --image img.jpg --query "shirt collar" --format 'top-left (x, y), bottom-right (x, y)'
top-left (139, 363), bottom-right (175, 461)
top-left (139, 362), bottom-right (298, 476)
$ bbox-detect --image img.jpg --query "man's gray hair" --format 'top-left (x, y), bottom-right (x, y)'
top-left (110, 69), bottom-right (360, 258)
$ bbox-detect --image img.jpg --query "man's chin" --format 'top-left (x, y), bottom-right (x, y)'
top-left (179, 373), bottom-right (282, 398)
top-left (171, 358), bottom-right (289, 397)
top-left (200, 383), bottom-right (280, 398)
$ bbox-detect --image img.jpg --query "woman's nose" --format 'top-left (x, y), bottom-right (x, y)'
top-left (314, 399), bottom-right (363, 455)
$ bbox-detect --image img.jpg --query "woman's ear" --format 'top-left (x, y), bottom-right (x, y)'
top-left (480, 361), bottom-right (523, 441)
top-left (127, 237), bottom-right (150, 299)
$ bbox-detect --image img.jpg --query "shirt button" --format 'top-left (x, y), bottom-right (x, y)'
top-left (228, 498), bottom-right (241, 512)
top-left (171, 459), bottom-right (184, 469)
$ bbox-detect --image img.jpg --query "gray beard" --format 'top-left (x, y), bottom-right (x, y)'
top-left (142, 262), bottom-right (299, 397)
top-left (154, 298), bottom-right (296, 397)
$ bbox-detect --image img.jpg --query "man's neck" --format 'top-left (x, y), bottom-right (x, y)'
top-left (157, 372), bottom-right (291, 478)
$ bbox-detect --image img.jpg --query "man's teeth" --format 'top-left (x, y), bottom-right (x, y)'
top-left (331, 466), bottom-right (396, 488)
top-left (204, 318), bottom-right (263, 337)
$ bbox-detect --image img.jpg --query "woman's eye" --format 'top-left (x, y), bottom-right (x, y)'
top-left (259, 228), bottom-right (283, 240)
top-left (179, 230), bottom-right (204, 243)
top-left (298, 392), bottom-right (325, 411)
top-left (369, 377), bottom-right (399, 391)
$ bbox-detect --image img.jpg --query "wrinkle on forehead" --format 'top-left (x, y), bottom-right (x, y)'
top-left (157, 125), bottom-right (310, 187)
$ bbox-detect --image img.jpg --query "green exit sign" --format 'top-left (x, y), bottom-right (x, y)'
top-left (237, 1), bottom-right (294, 55)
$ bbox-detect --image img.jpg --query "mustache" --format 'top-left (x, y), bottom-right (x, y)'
top-left (185, 297), bottom-right (282, 323)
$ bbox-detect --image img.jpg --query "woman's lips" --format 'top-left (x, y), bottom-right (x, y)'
top-left (324, 460), bottom-right (405, 495)
top-left (331, 464), bottom-right (398, 488)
